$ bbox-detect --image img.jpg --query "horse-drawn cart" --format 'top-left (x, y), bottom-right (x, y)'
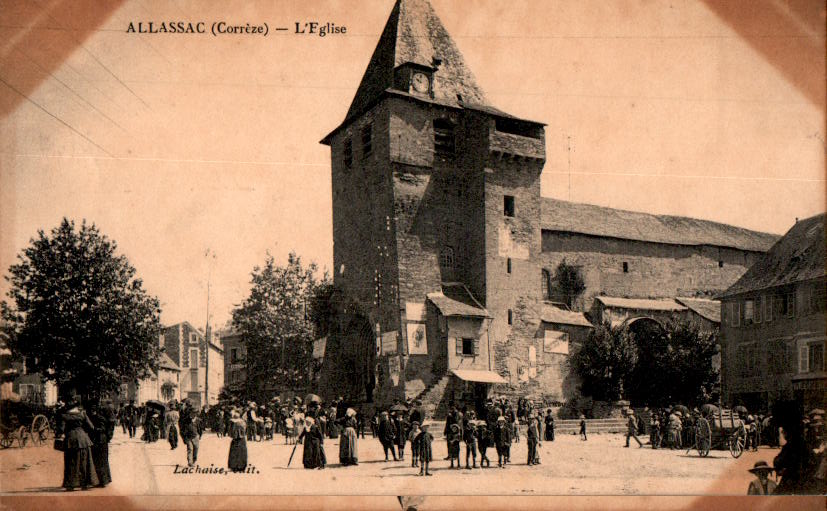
top-left (0, 399), bottom-right (54, 448)
top-left (690, 405), bottom-right (747, 458)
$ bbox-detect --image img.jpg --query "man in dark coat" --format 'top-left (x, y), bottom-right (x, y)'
top-left (409, 400), bottom-right (423, 426)
top-left (88, 400), bottom-right (116, 487)
top-left (179, 399), bottom-right (200, 467)
top-left (378, 411), bottom-right (397, 461)
top-left (526, 411), bottom-right (543, 466)
top-left (123, 400), bottom-right (137, 438)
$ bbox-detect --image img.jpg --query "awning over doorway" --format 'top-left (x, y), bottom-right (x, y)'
top-left (451, 369), bottom-right (506, 384)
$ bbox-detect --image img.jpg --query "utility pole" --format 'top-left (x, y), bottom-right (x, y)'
top-left (204, 249), bottom-right (216, 409)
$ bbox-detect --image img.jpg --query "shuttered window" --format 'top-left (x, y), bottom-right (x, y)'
top-left (799, 346), bottom-right (809, 373)
top-left (456, 338), bottom-right (478, 356)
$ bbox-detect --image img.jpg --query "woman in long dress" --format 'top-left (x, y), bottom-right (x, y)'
top-left (88, 400), bottom-right (115, 487)
top-left (338, 409), bottom-right (358, 466)
top-left (59, 398), bottom-right (99, 490)
top-left (298, 417), bottom-right (325, 469)
top-left (228, 409), bottom-right (248, 472)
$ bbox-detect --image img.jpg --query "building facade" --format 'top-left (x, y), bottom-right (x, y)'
top-left (720, 214), bottom-right (826, 414)
top-left (162, 322), bottom-right (224, 408)
top-left (319, 0), bottom-right (778, 415)
top-left (221, 328), bottom-right (246, 394)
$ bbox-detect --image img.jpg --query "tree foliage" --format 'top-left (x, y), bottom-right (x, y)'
top-left (553, 259), bottom-right (586, 308)
top-left (1, 218), bottom-right (162, 400)
top-left (626, 320), bottom-right (719, 407)
top-left (572, 318), bottom-right (720, 407)
top-left (232, 252), bottom-right (324, 402)
top-left (570, 323), bottom-right (637, 402)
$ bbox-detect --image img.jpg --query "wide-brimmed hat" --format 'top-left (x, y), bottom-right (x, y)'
top-left (410, 421), bottom-right (420, 427)
top-left (748, 461), bottom-right (774, 474)
top-left (497, 416), bottom-right (506, 422)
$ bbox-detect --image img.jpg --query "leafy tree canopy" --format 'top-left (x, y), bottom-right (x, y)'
top-left (553, 259), bottom-right (586, 309)
top-left (2, 218), bottom-right (162, 401)
top-left (570, 322), bottom-right (637, 402)
top-left (232, 252), bottom-right (325, 402)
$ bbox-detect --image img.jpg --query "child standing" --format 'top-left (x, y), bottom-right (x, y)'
top-left (408, 422), bottom-right (421, 468)
top-left (447, 423), bottom-right (462, 469)
top-left (494, 416), bottom-right (512, 468)
top-left (579, 415), bottom-right (588, 441)
top-left (414, 422), bottom-right (433, 476)
top-left (463, 418), bottom-right (478, 469)
top-left (477, 422), bottom-right (491, 468)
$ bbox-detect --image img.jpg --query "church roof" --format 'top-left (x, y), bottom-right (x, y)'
top-left (720, 213), bottom-right (826, 298)
top-left (324, 0), bottom-right (537, 143)
top-left (540, 304), bottom-right (593, 328)
top-left (347, 0), bottom-right (488, 118)
top-left (595, 296), bottom-right (688, 312)
top-left (675, 297), bottom-right (721, 323)
top-left (542, 198), bottom-right (779, 253)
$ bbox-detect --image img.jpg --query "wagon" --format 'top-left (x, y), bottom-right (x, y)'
top-left (689, 406), bottom-right (747, 458)
top-left (0, 399), bottom-right (54, 448)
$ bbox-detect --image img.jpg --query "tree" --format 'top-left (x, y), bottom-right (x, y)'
top-left (1, 218), bottom-right (162, 401)
top-left (553, 260), bottom-right (585, 309)
top-left (232, 252), bottom-right (322, 402)
top-left (570, 322), bottom-right (637, 402)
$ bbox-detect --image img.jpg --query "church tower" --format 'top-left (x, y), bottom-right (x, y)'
top-left (321, 0), bottom-right (546, 412)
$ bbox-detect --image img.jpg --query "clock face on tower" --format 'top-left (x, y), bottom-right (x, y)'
top-left (411, 72), bottom-right (430, 93)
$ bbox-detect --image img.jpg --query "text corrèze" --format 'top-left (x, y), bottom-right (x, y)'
top-left (126, 21), bottom-right (347, 37)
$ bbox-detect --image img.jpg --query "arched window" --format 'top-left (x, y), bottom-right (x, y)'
top-left (541, 269), bottom-right (550, 300)
top-left (439, 247), bottom-right (455, 270)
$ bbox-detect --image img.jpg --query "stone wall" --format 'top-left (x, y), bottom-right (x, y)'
top-left (540, 231), bottom-right (764, 311)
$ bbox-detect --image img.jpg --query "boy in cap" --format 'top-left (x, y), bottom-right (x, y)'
top-left (408, 421), bottom-right (421, 467)
top-left (477, 421), bottom-right (492, 468)
top-left (414, 422), bottom-right (433, 476)
top-left (447, 423), bottom-right (462, 469)
top-left (747, 461), bottom-right (777, 495)
top-left (463, 415), bottom-right (478, 469)
top-left (494, 416), bottom-right (512, 468)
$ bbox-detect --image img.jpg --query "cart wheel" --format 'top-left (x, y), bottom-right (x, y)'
top-left (31, 415), bottom-right (50, 446)
top-left (16, 426), bottom-right (29, 448)
top-left (696, 417), bottom-right (711, 457)
top-left (0, 434), bottom-right (12, 449)
top-left (729, 431), bottom-right (745, 458)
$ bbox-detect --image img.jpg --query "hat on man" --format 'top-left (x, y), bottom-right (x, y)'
top-left (497, 416), bottom-right (506, 422)
top-left (748, 461), bottom-right (774, 474)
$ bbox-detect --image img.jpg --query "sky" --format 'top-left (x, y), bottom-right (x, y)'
top-left (0, 0), bottom-right (824, 329)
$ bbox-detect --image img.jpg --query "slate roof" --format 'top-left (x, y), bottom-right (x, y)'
top-left (540, 304), bottom-right (593, 327)
top-left (542, 198), bottom-right (779, 252)
top-left (428, 282), bottom-right (490, 318)
top-left (675, 297), bottom-right (721, 323)
top-left (323, 0), bottom-right (541, 144)
top-left (159, 352), bottom-right (180, 372)
top-left (720, 213), bottom-right (826, 298)
top-left (596, 296), bottom-right (688, 312)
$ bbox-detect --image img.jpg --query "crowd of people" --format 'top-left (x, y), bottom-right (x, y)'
top-left (53, 390), bottom-right (825, 495)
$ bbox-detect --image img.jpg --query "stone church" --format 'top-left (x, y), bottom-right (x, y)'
top-left (318, 0), bottom-right (777, 416)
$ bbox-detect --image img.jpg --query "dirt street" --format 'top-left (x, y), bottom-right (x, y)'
top-left (0, 428), bottom-right (780, 496)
